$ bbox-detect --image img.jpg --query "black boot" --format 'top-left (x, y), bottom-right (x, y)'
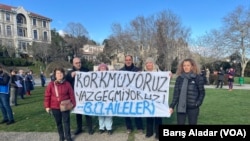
top-left (66, 137), bottom-right (73, 141)
top-left (59, 136), bottom-right (64, 141)
top-left (74, 128), bottom-right (82, 135)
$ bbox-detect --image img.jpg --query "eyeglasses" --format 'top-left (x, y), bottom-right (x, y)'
top-left (125, 59), bottom-right (132, 61)
top-left (75, 62), bottom-right (81, 64)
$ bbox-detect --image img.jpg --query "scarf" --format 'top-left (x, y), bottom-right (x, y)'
top-left (177, 72), bottom-right (196, 113)
top-left (124, 63), bottom-right (135, 71)
top-left (54, 79), bottom-right (65, 84)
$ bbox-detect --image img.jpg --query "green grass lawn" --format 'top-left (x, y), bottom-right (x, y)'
top-left (235, 77), bottom-right (250, 84)
top-left (1, 86), bottom-right (249, 133)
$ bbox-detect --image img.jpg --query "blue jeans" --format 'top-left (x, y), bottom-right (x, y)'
top-left (0, 93), bottom-right (14, 121)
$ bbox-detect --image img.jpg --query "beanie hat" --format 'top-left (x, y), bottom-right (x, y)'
top-left (98, 63), bottom-right (109, 71)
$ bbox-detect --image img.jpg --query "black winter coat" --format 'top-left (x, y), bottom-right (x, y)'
top-left (170, 74), bottom-right (205, 110)
top-left (119, 63), bottom-right (140, 72)
top-left (65, 66), bottom-right (89, 89)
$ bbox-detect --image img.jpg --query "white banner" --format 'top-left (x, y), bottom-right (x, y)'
top-left (72, 71), bottom-right (171, 117)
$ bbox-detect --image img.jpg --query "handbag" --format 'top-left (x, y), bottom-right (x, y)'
top-left (54, 83), bottom-right (73, 112)
top-left (60, 99), bottom-right (73, 112)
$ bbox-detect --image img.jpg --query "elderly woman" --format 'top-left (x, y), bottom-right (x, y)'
top-left (143, 57), bottom-right (161, 139)
top-left (44, 67), bottom-right (76, 141)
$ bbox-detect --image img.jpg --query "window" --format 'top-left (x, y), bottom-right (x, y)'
top-left (17, 15), bottom-right (23, 24)
top-left (18, 41), bottom-right (27, 51)
top-left (33, 18), bottom-right (36, 26)
top-left (17, 27), bottom-right (26, 37)
top-left (7, 41), bottom-right (12, 47)
top-left (43, 31), bottom-right (47, 41)
top-left (7, 25), bottom-right (12, 36)
top-left (43, 21), bottom-right (46, 28)
top-left (16, 14), bottom-right (26, 24)
top-left (6, 13), bottom-right (10, 21)
top-left (33, 30), bottom-right (38, 39)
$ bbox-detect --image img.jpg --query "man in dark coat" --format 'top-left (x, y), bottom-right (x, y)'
top-left (119, 55), bottom-right (144, 133)
top-left (65, 57), bottom-right (94, 135)
top-left (216, 67), bottom-right (225, 88)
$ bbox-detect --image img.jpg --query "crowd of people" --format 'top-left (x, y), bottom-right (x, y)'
top-left (0, 67), bottom-right (35, 126)
top-left (0, 54), bottom-right (241, 141)
top-left (42, 56), bottom-right (207, 141)
top-left (201, 66), bottom-right (236, 91)
top-left (5, 56), bottom-right (242, 140)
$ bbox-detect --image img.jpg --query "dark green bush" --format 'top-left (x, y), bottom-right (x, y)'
top-left (0, 57), bottom-right (33, 66)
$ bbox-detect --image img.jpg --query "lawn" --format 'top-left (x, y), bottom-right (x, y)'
top-left (1, 86), bottom-right (249, 133)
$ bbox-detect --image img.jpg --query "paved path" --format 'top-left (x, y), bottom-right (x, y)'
top-left (204, 84), bottom-right (250, 90)
top-left (0, 131), bottom-right (157, 141)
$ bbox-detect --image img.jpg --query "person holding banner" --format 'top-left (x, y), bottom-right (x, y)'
top-left (143, 57), bottom-right (162, 139)
top-left (120, 55), bottom-right (144, 134)
top-left (169, 58), bottom-right (205, 125)
top-left (44, 67), bottom-right (76, 141)
top-left (65, 57), bottom-right (94, 135)
top-left (97, 63), bottom-right (113, 135)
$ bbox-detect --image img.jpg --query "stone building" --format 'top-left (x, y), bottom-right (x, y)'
top-left (80, 44), bottom-right (104, 61)
top-left (0, 3), bottom-right (52, 57)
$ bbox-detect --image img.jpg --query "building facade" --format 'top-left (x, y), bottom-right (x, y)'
top-left (0, 3), bottom-right (52, 57)
top-left (80, 44), bottom-right (104, 61)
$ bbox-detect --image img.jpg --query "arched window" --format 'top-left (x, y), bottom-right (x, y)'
top-left (16, 14), bottom-right (26, 24)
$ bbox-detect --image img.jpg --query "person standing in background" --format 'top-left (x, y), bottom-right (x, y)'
top-left (9, 69), bottom-right (18, 106)
top-left (40, 71), bottom-right (46, 87)
top-left (65, 57), bottom-right (94, 135)
top-left (216, 67), bottom-right (225, 88)
top-left (50, 71), bottom-right (55, 82)
top-left (227, 68), bottom-right (235, 91)
top-left (17, 69), bottom-right (25, 99)
top-left (206, 68), bottom-right (210, 85)
top-left (25, 71), bottom-right (34, 96)
top-left (119, 55), bottom-right (144, 134)
top-left (0, 66), bottom-right (15, 125)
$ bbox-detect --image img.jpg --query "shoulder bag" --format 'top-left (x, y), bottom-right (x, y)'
top-left (54, 83), bottom-right (73, 112)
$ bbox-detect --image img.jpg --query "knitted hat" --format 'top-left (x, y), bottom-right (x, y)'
top-left (98, 63), bottom-right (109, 71)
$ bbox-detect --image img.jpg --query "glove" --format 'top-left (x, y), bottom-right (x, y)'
top-left (45, 108), bottom-right (51, 113)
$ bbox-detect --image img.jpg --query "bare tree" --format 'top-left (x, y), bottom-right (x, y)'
top-left (107, 10), bottom-right (191, 70)
top-left (30, 42), bottom-right (51, 64)
top-left (129, 16), bottom-right (158, 66)
top-left (191, 30), bottom-right (224, 66)
top-left (155, 10), bottom-right (191, 70)
top-left (222, 6), bottom-right (250, 77)
top-left (64, 22), bottom-right (89, 57)
top-left (50, 29), bottom-right (68, 61)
